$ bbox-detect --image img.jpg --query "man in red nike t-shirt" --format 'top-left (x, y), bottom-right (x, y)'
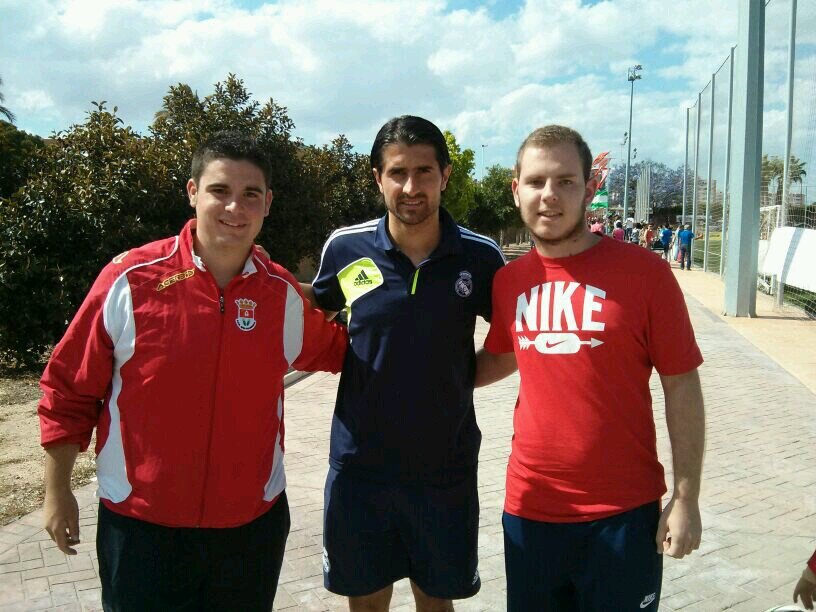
top-left (476, 125), bottom-right (705, 612)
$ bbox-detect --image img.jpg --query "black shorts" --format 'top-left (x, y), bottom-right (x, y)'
top-left (503, 501), bottom-right (663, 611)
top-left (322, 468), bottom-right (480, 599)
top-left (97, 492), bottom-right (290, 611)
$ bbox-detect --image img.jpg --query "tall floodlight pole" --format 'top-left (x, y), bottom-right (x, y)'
top-left (776, 0), bottom-right (797, 308)
top-left (682, 108), bottom-right (690, 224)
top-left (623, 64), bottom-right (642, 224)
top-left (481, 144), bottom-right (488, 181)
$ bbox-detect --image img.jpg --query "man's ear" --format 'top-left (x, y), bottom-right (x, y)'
top-left (187, 179), bottom-right (198, 209)
top-left (440, 164), bottom-right (452, 192)
top-left (264, 189), bottom-right (273, 217)
top-left (511, 178), bottom-right (520, 209)
top-left (372, 168), bottom-right (385, 194)
top-left (583, 176), bottom-right (598, 206)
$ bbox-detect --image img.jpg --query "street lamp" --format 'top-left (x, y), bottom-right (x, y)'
top-left (481, 144), bottom-right (488, 181)
top-left (623, 64), bottom-right (642, 226)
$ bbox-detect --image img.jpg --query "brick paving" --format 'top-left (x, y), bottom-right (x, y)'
top-left (1, 279), bottom-right (815, 611)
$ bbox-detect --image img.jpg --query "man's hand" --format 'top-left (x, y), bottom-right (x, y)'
top-left (44, 488), bottom-right (80, 555)
top-left (794, 566), bottom-right (816, 610)
top-left (43, 444), bottom-right (81, 555)
top-left (655, 496), bottom-right (702, 559)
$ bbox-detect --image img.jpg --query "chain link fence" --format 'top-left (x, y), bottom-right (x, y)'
top-left (683, 0), bottom-right (816, 318)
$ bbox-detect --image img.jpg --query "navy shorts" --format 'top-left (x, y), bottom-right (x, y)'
top-left (97, 492), bottom-right (290, 611)
top-left (323, 468), bottom-right (480, 599)
top-left (503, 501), bottom-right (663, 611)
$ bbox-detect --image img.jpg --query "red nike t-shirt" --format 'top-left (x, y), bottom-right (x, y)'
top-left (485, 237), bottom-right (703, 523)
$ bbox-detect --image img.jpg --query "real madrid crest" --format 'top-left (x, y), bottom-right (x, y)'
top-left (235, 298), bottom-right (258, 331)
top-left (454, 271), bottom-right (473, 298)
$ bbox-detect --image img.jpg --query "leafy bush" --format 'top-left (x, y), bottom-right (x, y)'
top-left (0, 75), bottom-right (391, 367)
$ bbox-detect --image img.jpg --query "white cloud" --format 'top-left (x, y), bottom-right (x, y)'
top-left (0, 0), bottom-right (811, 171)
top-left (14, 90), bottom-right (56, 112)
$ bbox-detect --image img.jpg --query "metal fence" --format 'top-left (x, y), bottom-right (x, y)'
top-left (682, 0), bottom-right (816, 318)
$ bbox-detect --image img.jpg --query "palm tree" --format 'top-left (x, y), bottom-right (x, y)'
top-left (0, 76), bottom-right (15, 123)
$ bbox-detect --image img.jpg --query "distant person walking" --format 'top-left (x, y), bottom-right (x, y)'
top-left (677, 224), bottom-right (696, 270)
top-left (631, 222), bottom-right (642, 246)
top-left (625, 215), bottom-right (635, 241)
top-left (590, 217), bottom-right (604, 235)
top-left (660, 223), bottom-right (673, 260)
top-left (612, 220), bottom-right (625, 241)
top-left (642, 223), bottom-right (656, 249)
top-left (672, 223), bottom-right (683, 260)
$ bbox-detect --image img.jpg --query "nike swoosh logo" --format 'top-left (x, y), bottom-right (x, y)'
top-left (544, 339), bottom-right (567, 348)
top-left (640, 594), bottom-right (656, 608)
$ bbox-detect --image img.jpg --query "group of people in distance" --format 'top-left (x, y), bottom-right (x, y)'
top-left (590, 212), bottom-right (700, 270)
top-left (35, 115), bottom-right (815, 611)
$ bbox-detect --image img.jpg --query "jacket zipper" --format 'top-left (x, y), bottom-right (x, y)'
top-left (197, 287), bottom-right (226, 526)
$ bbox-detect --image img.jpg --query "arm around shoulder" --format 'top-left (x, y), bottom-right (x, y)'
top-left (299, 282), bottom-right (339, 321)
top-left (474, 348), bottom-right (517, 388)
top-left (291, 281), bottom-right (348, 374)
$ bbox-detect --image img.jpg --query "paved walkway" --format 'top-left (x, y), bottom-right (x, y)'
top-left (1, 264), bottom-right (815, 611)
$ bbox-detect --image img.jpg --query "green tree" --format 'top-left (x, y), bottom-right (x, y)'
top-left (150, 74), bottom-right (323, 269)
top-left (466, 164), bottom-right (518, 235)
top-left (0, 120), bottom-right (44, 198)
top-left (299, 135), bottom-right (381, 235)
top-left (0, 77), bottom-right (15, 123)
top-left (759, 154), bottom-right (808, 208)
top-left (0, 103), bottom-right (182, 366)
top-left (761, 154), bottom-right (785, 208)
top-left (442, 131), bottom-right (476, 221)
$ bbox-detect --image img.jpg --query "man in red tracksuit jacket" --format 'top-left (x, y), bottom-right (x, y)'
top-left (38, 131), bottom-right (347, 611)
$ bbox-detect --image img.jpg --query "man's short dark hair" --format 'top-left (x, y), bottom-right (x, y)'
top-left (370, 115), bottom-right (451, 172)
top-left (191, 131), bottom-right (272, 187)
top-left (515, 125), bottom-right (593, 181)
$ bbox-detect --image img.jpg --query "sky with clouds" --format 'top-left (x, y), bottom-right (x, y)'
top-left (2, 0), bottom-right (814, 177)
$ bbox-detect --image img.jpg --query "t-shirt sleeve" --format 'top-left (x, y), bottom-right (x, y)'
top-left (484, 267), bottom-right (515, 354)
top-left (312, 237), bottom-right (347, 312)
top-left (645, 260), bottom-right (704, 375)
top-left (478, 247), bottom-right (507, 322)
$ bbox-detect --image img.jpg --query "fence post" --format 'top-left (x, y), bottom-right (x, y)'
top-left (724, 0), bottom-right (764, 317)
top-left (691, 92), bottom-right (702, 264)
top-left (704, 73), bottom-right (716, 272)
top-left (720, 47), bottom-right (736, 278)
top-left (775, 0), bottom-right (797, 309)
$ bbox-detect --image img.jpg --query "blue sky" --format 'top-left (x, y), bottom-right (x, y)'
top-left (2, 0), bottom-right (809, 175)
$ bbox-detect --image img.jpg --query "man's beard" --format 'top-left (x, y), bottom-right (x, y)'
top-left (532, 213), bottom-right (588, 246)
top-left (385, 195), bottom-right (439, 226)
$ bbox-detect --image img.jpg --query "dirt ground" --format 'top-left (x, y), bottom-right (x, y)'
top-left (0, 374), bottom-right (96, 526)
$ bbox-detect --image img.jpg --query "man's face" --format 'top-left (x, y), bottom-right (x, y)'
top-left (187, 158), bottom-right (272, 254)
top-left (373, 143), bottom-right (451, 229)
top-left (512, 143), bottom-right (596, 246)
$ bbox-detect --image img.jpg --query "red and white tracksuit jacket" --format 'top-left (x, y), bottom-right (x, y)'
top-left (39, 220), bottom-right (347, 528)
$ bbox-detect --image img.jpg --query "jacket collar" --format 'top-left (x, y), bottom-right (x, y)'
top-left (181, 219), bottom-right (258, 277)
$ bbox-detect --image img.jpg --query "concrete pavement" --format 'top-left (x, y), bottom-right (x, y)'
top-left (1, 265), bottom-right (815, 611)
